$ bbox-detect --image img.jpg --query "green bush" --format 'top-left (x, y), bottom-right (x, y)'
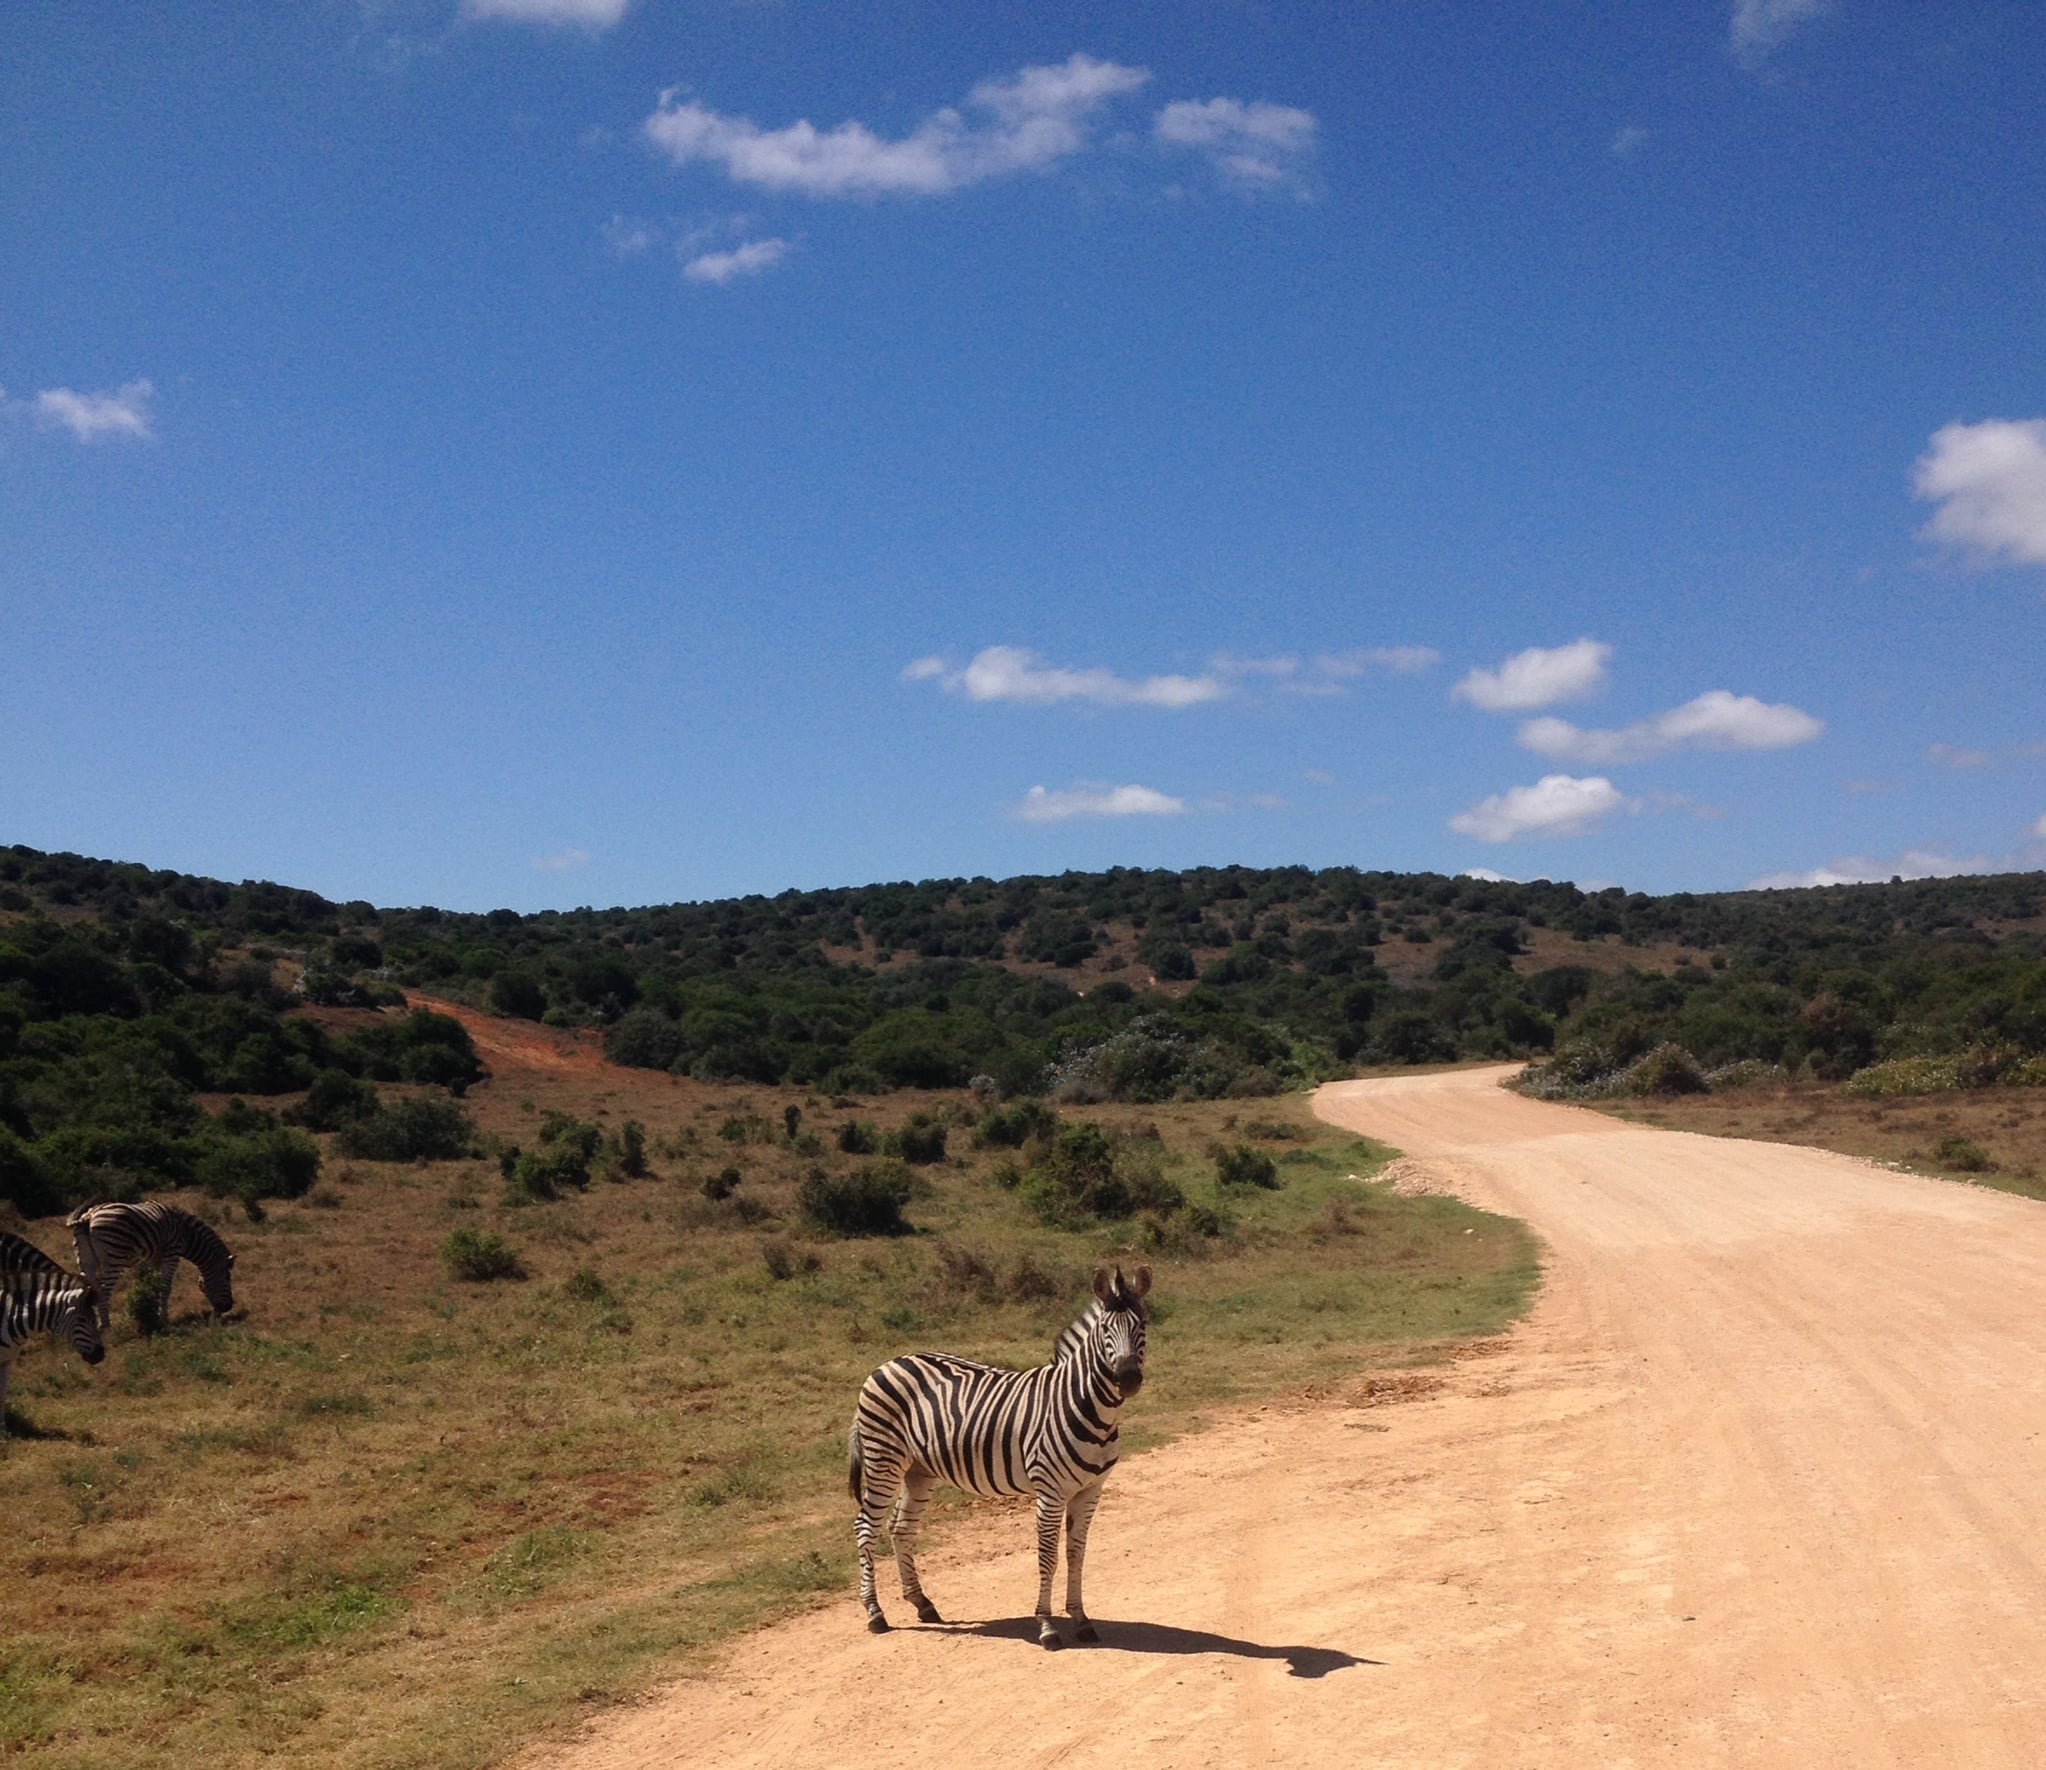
top-left (335, 1097), bottom-right (477, 1163)
top-left (489, 969), bottom-right (548, 1021)
top-left (0, 1127), bottom-right (61, 1218)
top-left (288, 1068), bottom-right (380, 1132)
top-left (1624, 1043), bottom-right (1708, 1097)
top-left (1212, 1142), bottom-right (1281, 1189)
top-left (701, 1165), bottom-right (742, 1201)
top-left (441, 1228), bottom-right (524, 1282)
top-left (1932, 1135), bottom-right (1995, 1173)
top-left (835, 1120), bottom-right (879, 1156)
top-left (193, 1124), bottom-right (322, 1212)
top-left (603, 1009), bottom-right (684, 1072)
top-left (797, 1162), bottom-right (913, 1236)
top-left (505, 1142), bottom-right (590, 1202)
top-left (1020, 1123), bottom-right (1185, 1225)
top-left (126, 1267), bottom-right (172, 1337)
top-left (972, 1099), bottom-right (1059, 1149)
top-left (887, 1114), bottom-right (947, 1165)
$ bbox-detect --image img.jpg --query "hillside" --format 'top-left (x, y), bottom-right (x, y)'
top-left (4, 841), bottom-right (2046, 1216)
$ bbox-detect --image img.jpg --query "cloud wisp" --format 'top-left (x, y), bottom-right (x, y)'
top-left (1153, 96), bottom-right (1316, 191)
top-left (34, 379), bottom-right (155, 443)
top-left (682, 237), bottom-right (792, 284)
top-left (532, 847), bottom-right (592, 872)
top-left (644, 55), bottom-right (1150, 199)
top-left (464, 0), bottom-right (628, 24)
top-left (1914, 418), bottom-right (2046, 568)
top-left (1731, 0), bottom-right (1834, 63)
top-left (1015, 783), bottom-right (1186, 823)
top-left (1453, 639), bottom-right (1611, 713)
top-left (1448, 774), bottom-right (1636, 843)
top-left (1211, 646), bottom-right (1441, 696)
top-left (1519, 690), bottom-right (1823, 766)
top-left (905, 646), bottom-right (1226, 710)
top-left (1748, 847), bottom-right (1999, 890)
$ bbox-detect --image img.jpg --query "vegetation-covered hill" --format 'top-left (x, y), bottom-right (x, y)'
top-left (4, 841), bottom-right (2045, 1214)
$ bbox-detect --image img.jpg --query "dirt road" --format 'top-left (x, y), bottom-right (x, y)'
top-left (521, 1066), bottom-right (2046, 1768)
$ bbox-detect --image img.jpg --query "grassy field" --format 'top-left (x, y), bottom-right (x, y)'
top-left (0, 1049), bottom-right (1537, 1770)
top-left (1585, 1078), bottom-right (2046, 1203)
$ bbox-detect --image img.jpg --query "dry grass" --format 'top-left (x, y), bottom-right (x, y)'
top-left (1588, 1080), bottom-right (2046, 1203)
top-left (0, 1062), bottom-right (1536, 1769)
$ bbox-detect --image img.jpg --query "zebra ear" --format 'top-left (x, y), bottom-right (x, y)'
top-left (1129, 1265), bottom-right (1152, 1297)
top-left (1092, 1266), bottom-right (1112, 1302)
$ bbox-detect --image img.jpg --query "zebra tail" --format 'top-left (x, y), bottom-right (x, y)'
top-left (847, 1421), bottom-right (864, 1502)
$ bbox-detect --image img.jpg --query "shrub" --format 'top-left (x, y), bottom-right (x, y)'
top-left (489, 969), bottom-right (548, 1021)
top-left (193, 1125), bottom-right (322, 1211)
top-left (605, 1120), bottom-right (648, 1180)
top-left (0, 1128), bottom-right (61, 1219)
top-left (701, 1165), bottom-right (742, 1202)
top-left (1624, 1044), bottom-right (1708, 1097)
top-left (1020, 1123), bottom-right (1185, 1225)
top-left (761, 1237), bottom-right (821, 1281)
top-left (288, 1068), bottom-right (380, 1132)
top-left (835, 1120), bottom-right (879, 1156)
top-left (441, 1228), bottom-right (524, 1281)
top-left (797, 1162), bottom-right (913, 1237)
top-left (603, 1009), bottom-right (684, 1072)
top-left (562, 1268), bottom-right (608, 1302)
top-left (1932, 1135), bottom-right (1994, 1173)
top-left (887, 1114), bottom-right (948, 1165)
top-left (1212, 1142), bottom-right (1281, 1189)
top-left (973, 1099), bottom-right (1059, 1150)
top-left (506, 1142), bottom-right (591, 1202)
top-left (127, 1267), bottom-right (171, 1337)
top-left (335, 1097), bottom-right (477, 1163)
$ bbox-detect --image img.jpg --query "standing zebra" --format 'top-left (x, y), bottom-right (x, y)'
top-left (66, 1203), bottom-right (236, 1330)
top-left (0, 1270), bottom-right (105, 1428)
top-left (848, 1263), bottom-right (1151, 1648)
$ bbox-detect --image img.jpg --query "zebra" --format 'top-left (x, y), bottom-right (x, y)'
top-left (848, 1263), bottom-right (1151, 1649)
top-left (0, 1271), bottom-right (105, 1430)
top-left (66, 1203), bottom-right (236, 1331)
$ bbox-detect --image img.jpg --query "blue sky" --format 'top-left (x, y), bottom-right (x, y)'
top-left (4, 0), bottom-right (2044, 912)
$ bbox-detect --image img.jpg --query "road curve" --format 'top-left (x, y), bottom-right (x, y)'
top-left (521, 1066), bottom-right (2046, 1769)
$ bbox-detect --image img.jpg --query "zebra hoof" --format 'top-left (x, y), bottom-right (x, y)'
top-left (1074, 1623), bottom-right (1099, 1644)
top-left (1039, 1630), bottom-right (1064, 1651)
top-left (866, 1615), bottom-right (891, 1634)
top-left (913, 1601), bottom-right (943, 1624)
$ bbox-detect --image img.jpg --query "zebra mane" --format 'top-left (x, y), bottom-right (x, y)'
top-left (0, 1230), bottom-right (69, 1286)
top-left (167, 1206), bottom-right (232, 1266)
top-left (1050, 1298), bottom-right (1104, 1365)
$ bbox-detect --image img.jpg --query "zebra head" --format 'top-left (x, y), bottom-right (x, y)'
top-left (1089, 1264), bottom-right (1151, 1398)
top-left (202, 1252), bottom-right (236, 1317)
top-left (60, 1285), bottom-right (105, 1367)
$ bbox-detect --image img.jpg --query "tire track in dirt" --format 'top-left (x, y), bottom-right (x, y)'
top-left (518, 1065), bottom-right (2046, 1769)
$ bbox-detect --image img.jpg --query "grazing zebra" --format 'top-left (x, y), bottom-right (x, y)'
top-left (848, 1263), bottom-right (1151, 1648)
top-left (0, 1272), bottom-right (105, 1428)
top-left (66, 1203), bottom-right (236, 1330)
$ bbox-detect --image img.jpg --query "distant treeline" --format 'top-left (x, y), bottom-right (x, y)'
top-left (4, 844), bottom-right (2044, 1213)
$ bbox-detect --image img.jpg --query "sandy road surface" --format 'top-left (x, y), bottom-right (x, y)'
top-left (520, 1067), bottom-right (2046, 1769)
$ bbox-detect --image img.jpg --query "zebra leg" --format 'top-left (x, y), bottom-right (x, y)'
top-left (853, 1451), bottom-right (903, 1633)
top-left (157, 1257), bottom-right (179, 1320)
top-left (889, 1471), bottom-right (943, 1624)
top-left (0, 1350), bottom-right (13, 1436)
top-left (1064, 1480), bottom-right (1106, 1643)
top-left (1032, 1490), bottom-right (1066, 1648)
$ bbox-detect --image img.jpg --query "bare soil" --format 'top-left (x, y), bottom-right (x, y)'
top-left (524, 1065), bottom-right (2046, 1769)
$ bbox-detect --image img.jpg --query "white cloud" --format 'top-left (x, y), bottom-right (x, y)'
top-left (1914, 418), bottom-right (2046, 568)
top-left (35, 379), bottom-right (155, 443)
top-left (1153, 97), bottom-right (1316, 191)
top-left (1610, 126), bottom-right (1649, 158)
top-left (1448, 774), bottom-right (1635, 843)
top-left (1453, 638), bottom-right (1611, 713)
top-left (463, 0), bottom-right (628, 25)
top-left (1459, 867), bottom-right (1514, 883)
top-left (1731, 0), bottom-right (1833, 61)
top-left (533, 847), bottom-right (592, 872)
top-left (683, 237), bottom-right (791, 284)
top-left (1015, 783), bottom-right (1186, 822)
top-left (644, 55), bottom-right (1150, 199)
top-left (1748, 847), bottom-right (1998, 890)
top-left (1316, 645), bottom-right (1442, 678)
top-left (603, 213), bottom-right (654, 255)
top-left (2034, 814), bottom-right (2046, 840)
top-left (910, 645), bottom-right (1226, 710)
top-left (1519, 690), bottom-right (1823, 765)
top-left (1929, 742), bottom-right (1993, 770)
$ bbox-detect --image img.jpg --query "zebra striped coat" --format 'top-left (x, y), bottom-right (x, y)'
top-left (848, 1263), bottom-right (1150, 1647)
top-left (66, 1203), bottom-right (236, 1330)
top-left (0, 1230), bottom-right (67, 1292)
top-left (0, 1269), bottom-right (105, 1428)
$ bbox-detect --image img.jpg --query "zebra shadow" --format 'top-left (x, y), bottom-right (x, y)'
top-left (1, 1409), bottom-right (94, 1444)
top-left (935, 1616), bottom-right (1373, 1678)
